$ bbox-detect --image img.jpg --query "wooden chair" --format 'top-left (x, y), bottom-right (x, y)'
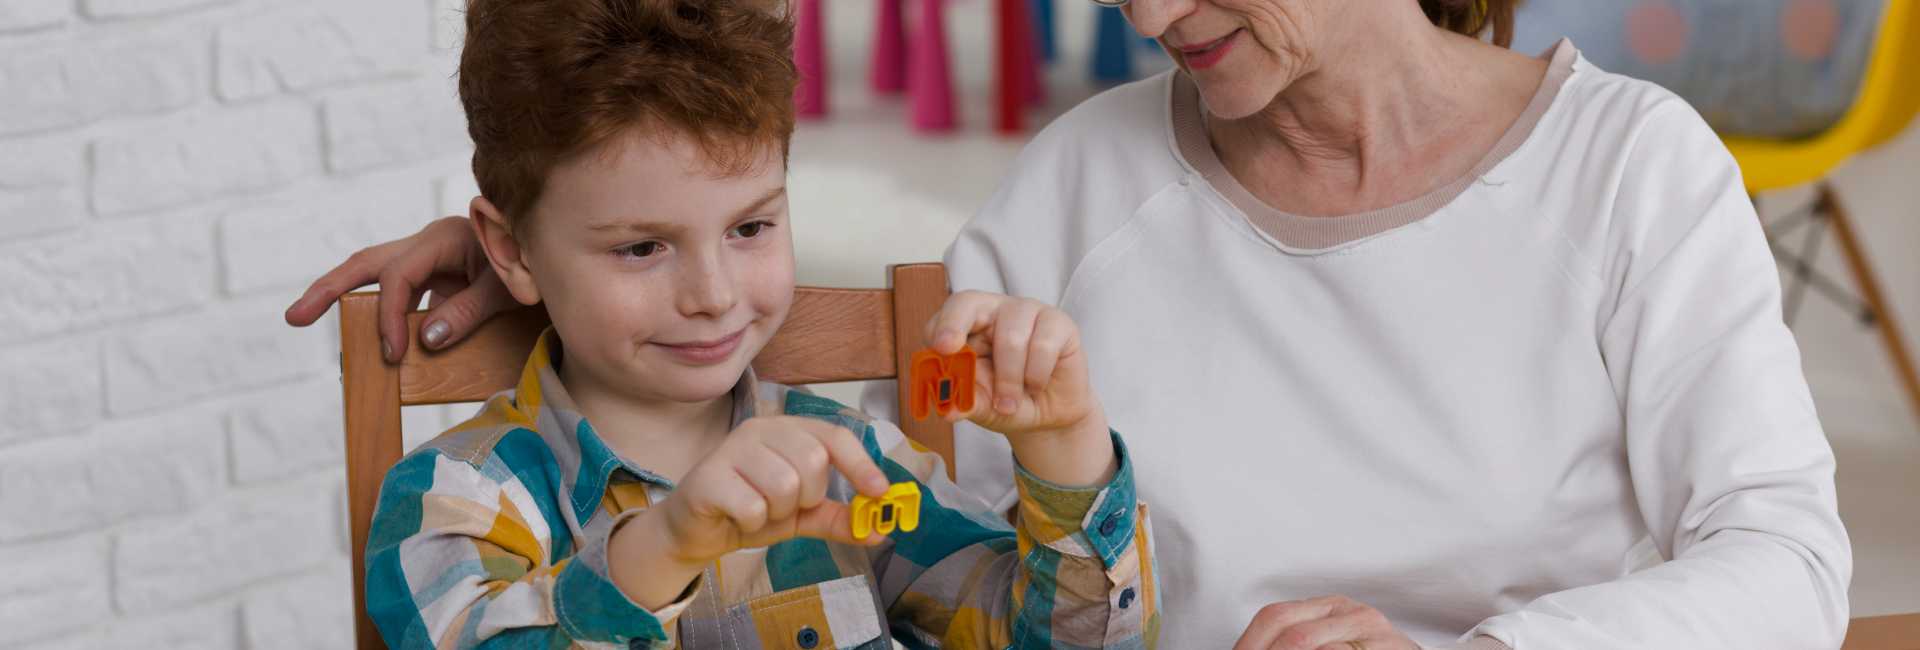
top-left (337, 263), bottom-right (954, 650)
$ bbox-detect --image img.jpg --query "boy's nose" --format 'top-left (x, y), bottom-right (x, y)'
top-left (676, 256), bottom-right (738, 317)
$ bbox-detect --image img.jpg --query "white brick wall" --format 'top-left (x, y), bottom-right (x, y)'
top-left (0, 2), bottom-right (473, 647)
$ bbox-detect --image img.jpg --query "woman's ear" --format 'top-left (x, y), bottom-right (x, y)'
top-left (470, 196), bottom-right (543, 307)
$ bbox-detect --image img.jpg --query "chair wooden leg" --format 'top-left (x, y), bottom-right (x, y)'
top-left (1819, 183), bottom-right (1920, 428)
top-left (341, 295), bottom-right (405, 650)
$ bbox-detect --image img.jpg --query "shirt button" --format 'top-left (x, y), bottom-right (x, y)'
top-left (796, 626), bottom-right (820, 649)
top-left (627, 639), bottom-right (649, 650)
top-left (1098, 512), bottom-right (1120, 536)
top-left (1118, 587), bottom-right (1136, 609)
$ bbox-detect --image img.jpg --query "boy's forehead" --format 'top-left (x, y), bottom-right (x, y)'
top-left (539, 128), bottom-right (786, 230)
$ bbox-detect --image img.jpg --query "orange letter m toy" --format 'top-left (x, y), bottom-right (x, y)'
top-left (908, 348), bottom-right (976, 420)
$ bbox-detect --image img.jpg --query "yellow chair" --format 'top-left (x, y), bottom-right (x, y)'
top-left (1725, 0), bottom-right (1920, 426)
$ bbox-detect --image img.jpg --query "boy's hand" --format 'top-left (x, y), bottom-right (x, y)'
top-left (660, 416), bottom-right (892, 563)
top-left (925, 292), bottom-right (1116, 487)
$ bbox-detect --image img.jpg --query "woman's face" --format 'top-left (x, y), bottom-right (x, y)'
top-left (1123, 0), bottom-right (1333, 119)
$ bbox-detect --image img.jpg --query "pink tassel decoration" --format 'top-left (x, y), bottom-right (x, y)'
top-left (793, 0), bottom-right (828, 118)
top-left (871, 0), bottom-right (907, 95)
top-left (908, 0), bottom-right (956, 132)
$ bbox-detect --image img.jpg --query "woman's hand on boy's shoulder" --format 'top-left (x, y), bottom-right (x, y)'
top-left (283, 213), bottom-right (517, 362)
top-left (923, 291), bottom-right (1116, 487)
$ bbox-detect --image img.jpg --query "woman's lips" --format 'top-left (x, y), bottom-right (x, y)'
top-left (1179, 29), bottom-right (1241, 70)
top-left (654, 328), bottom-right (745, 365)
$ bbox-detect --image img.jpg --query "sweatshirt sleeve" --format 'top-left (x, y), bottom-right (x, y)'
top-left (1465, 99), bottom-right (1852, 649)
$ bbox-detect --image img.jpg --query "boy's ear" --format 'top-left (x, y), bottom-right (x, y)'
top-left (470, 196), bottom-right (543, 307)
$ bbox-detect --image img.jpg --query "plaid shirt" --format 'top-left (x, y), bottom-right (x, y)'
top-left (365, 331), bottom-right (1160, 649)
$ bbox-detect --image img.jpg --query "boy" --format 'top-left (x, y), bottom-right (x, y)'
top-left (363, 1), bottom-right (1159, 648)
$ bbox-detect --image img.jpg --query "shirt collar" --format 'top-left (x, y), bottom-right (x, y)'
top-left (510, 328), bottom-right (764, 524)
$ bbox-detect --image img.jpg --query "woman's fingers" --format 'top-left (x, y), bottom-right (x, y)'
top-left (285, 242), bottom-right (397, 327)
top-left (1234, 596), bottom-right (1408, 650)
top-left (1268, 611), bottom-right (1371, 650)
top-left (418, 266), bottom-right (515, 350)
top-left (1233, 598), bottom-right (1343, 650)
top-left (375, 258), bottom-right (440, 362)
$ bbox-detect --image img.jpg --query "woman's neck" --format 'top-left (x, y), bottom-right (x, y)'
top-left (1208, 10), bottom-right (1545, 217)
top-left (558, 360), bottom-right (734, 483)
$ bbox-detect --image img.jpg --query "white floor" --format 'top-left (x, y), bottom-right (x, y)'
top-left (779, 1), bottom-right (1920, 619)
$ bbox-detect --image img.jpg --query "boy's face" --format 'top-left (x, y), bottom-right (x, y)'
top-left (478, 128), bottom-right (794, 405)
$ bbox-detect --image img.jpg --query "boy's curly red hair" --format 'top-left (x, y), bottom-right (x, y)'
top-left (459, 0), bottom-right (797, 232)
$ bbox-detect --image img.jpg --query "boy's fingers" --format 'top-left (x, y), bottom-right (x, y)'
top-left (790, 502), bottom-right (880, 546)
top-left (924, 291), bottom-right (996, 354)
top-left (949, 354), bottom-right (997, 424)
top-left (733, 446), bottom-right (802, 523)
top-left (990, 301), bottom-right (1041, 414)
top-left (420, 268), bottom-right (514, 350)
top-left (1023, 309), bottom-right (1075, 392)
top-left (715, 469), bottom-right (771, 534)
top-left (793, 419), bottom-right (888, 497)
top-left (763, 435), bottom-right (832, 509)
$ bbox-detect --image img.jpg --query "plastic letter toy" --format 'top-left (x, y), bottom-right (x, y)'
top-left (851, 482), bottom-right (922, 539)
top-left (908, 348), bottom-right (976, 420)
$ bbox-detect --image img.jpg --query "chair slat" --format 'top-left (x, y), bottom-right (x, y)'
top-left (395, 287), bottom-right (898, 405)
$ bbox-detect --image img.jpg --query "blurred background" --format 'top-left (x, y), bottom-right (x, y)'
top-left (0, 0), bottom-right (1914, 647)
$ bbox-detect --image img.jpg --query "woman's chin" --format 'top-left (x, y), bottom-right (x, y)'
top-left (1195, 82), bottom-right (1277, 121)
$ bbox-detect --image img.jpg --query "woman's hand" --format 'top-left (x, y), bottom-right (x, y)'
top-left (1234, 596), bottom-right (1420, 650)
top-left (923, 291), bottom-right (1114, 486)
top-left (283, 214), bottom-right (517, 362)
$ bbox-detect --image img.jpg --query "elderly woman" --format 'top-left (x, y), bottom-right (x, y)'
top-left (288, 0), bottom-right (1851, 647)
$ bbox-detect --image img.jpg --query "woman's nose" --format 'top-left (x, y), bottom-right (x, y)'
top-left (1121, 0), bottom-right (1194, 39)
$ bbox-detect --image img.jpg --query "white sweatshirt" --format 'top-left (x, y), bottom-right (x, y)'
top-left (862, 41), bottom-right (1851, 648)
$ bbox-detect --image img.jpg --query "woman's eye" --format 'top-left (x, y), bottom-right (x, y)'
top-left (731, 221), bottom-right (773, 239)
top-left (619, 241), bottom-right (663, 258)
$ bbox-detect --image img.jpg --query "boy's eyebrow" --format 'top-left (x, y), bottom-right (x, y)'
top-left (729, 187), bottom-right (787, 220)
top-left (584, 187), bottom-right (786, 235)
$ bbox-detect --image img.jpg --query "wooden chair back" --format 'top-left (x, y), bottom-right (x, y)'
top-left (337, 263), bottom-right (953, 650)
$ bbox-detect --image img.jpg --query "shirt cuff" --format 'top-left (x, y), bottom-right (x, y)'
top-left (1011, 429), bottom-right (1139, 568)
top-left (553, 509), bottom-right (692, 647)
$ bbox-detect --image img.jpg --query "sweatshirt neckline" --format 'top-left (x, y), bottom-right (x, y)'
top-left (1167, 38), bottom-right (1579, 251)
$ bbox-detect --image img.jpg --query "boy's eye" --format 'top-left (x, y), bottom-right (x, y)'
top-left (730, 221), bottom-right (774, 239)
top-left (619, 241), bottom-right (663, 258)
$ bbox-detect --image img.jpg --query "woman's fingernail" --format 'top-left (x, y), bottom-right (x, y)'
top-left (995, 397), bottom-right (1016, 414)
top-left (381, 340), bottom-right (392, 360)
top-left (423, 321), bottom-right (449, 347)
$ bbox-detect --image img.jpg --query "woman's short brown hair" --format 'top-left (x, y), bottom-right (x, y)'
top-left (458, 0), bottom-right (797, 232)
top-left (1420, 0), bottom-right (1522, 48)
